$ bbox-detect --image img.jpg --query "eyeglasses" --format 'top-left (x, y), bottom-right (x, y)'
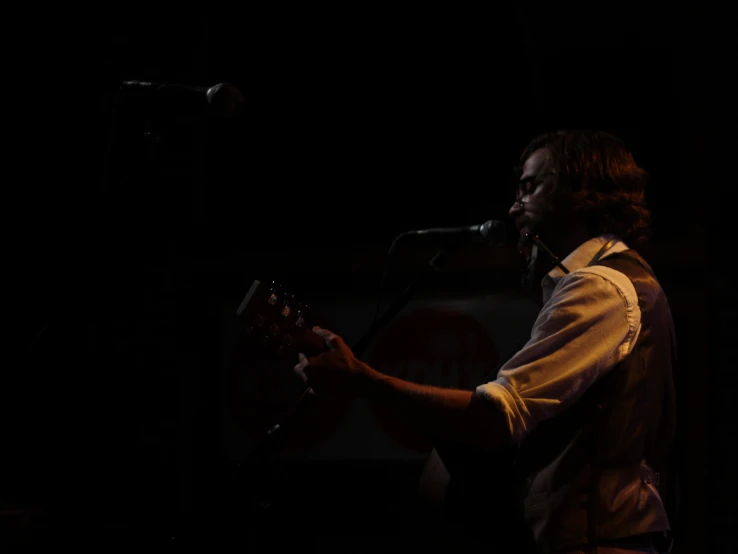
top-left (513, 171), bottom-right (557, 207)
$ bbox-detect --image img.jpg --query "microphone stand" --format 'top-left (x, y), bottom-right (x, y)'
top-left (230, 239), bottom-right (463, 517)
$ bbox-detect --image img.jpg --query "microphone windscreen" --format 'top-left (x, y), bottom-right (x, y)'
top-left (206, 83), bottom-right (244, 118)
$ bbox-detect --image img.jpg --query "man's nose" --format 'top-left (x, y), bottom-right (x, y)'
top-left (509, 199), bottom-right (523, 218)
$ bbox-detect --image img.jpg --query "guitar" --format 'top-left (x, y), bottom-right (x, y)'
top-left (235, 279), bottom-right (530, 544)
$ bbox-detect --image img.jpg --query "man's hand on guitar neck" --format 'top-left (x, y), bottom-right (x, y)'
top-left (293, 326), bottom-right (373, 398)
top-left (293, 327), bottom-right (512, 453)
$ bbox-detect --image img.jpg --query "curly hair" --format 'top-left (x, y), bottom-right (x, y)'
top-left (517, 129), bottom-right (652, 244)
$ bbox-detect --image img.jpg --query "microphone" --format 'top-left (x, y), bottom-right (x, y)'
top-left (405, 219), bottom-right (506, 244)
top-left (119, 80), bottom-right (244, 118)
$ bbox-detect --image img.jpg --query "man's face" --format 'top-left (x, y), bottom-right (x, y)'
top-left (509, 148), bottom-right (566, 251)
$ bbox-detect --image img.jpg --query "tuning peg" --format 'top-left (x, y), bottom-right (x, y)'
top-left (281, 293), bottom-right (295, 318)
top-left (247, 314), bottom-right (265, 334)
top-left (267, 281), bottom-right (281, 305)
top-left (294, 302), bottom-right (307, 328)
top-left (276, 333), bottom-right (293, 356)
top-left (261, 323), bottom-right (280, 346)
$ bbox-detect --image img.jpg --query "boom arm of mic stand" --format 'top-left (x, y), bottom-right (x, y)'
top-left (352, 244), bottom-right (454, 358)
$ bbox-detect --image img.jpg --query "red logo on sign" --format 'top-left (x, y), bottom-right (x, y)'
top-left (367, 306), bottom-right (499, 452)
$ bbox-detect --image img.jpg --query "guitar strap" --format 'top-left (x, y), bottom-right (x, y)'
top-left (585, 236), bottom-right (619, 268)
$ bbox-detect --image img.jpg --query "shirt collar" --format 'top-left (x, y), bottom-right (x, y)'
top-left (540, 234), bottom-right (628, 302)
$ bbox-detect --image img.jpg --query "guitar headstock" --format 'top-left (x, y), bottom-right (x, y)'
top-left (236, 280), bottom-right (327, 360)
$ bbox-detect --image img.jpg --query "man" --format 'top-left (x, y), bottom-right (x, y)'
top-left (294, 130), bottom-right (677, 553)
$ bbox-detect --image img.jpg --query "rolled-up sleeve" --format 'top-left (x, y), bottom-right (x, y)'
top-left (476, 266), bottom-right (641, 443)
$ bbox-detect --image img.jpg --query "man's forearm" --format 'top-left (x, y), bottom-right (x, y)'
top-left (362, 366), bottom-right (511, 453)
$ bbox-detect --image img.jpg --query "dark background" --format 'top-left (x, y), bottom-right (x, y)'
top-left (3, 5), bottom-right (734, 551)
